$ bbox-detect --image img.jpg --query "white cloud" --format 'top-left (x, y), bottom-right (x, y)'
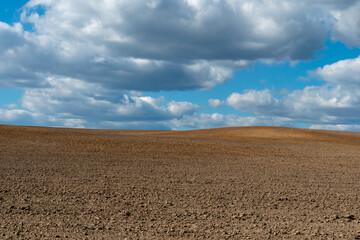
top-left (208, 99), bottom-right (224, 108)
top-left (171, 113), bottom-right (291, 130)
top-left (227, 90), bottom-right (279, 113)
top-left (5, 104), bottom-right (18, 109)
top-left (316, 56), bottom-right (360, 85)
top-left (310, 124), bottom-right (360, 132)
top-left (330, 1), bottom-right (360, 47)
top-left (223, 56), bottom-right (360, 129)
top-left (225, 85), bottom-right (360, 126)
top-left (168, 101), bottom-right (198, 116)
top-left (61, 118), bottom-right (87, 128)
top-left (0, 109), bottom-right (36, 122)
top-left (11, 76), bottom-right (198, 129)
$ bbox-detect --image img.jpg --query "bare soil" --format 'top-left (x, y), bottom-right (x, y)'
top-left (1, 124), bottom-right (360, 239)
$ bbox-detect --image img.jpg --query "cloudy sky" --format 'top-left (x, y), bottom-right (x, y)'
top-left (1, 0), bottom-right (360, 130)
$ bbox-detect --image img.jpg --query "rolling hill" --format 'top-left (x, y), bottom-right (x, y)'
top-left (1, 124), bottom-right (360, 239)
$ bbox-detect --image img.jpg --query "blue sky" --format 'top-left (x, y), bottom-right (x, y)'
top-left (1, 0), bottom-right (360, 130)
top-left (0, 0), bottom-right (26, 23)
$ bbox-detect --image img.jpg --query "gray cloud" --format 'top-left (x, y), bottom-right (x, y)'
top-left (2, 0), bottom-right (359, 92)
top-left (1, 0), bottom-right (342, 91)
top-left (0, 23), bottom-right (243, 90)
top-left (5, 76), bottom-right (199, 129)
top-left (23, 0), bottom-right (329, 61)
top-left (330, 1), bottom-right (360, 47)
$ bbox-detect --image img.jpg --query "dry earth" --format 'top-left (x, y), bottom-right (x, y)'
top-left (1, 124), bottom-right (360, 239)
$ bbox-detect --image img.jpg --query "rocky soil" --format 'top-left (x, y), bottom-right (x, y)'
top-left (1, 125), bottom-right (360, 239)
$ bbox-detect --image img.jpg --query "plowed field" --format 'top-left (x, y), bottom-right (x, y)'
top-left (1, 125), bottom-right (360, 239)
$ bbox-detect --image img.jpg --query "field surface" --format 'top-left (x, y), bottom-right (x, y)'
top-left (1, 125), bottom-right (360, 239)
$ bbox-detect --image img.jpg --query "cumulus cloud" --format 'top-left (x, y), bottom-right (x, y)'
top-left (0, 76), bottom-right (199, 129)
top-left (316, 56), bottom-right (360, 85)
top-left (0, 23), bottom-right (45, 88)
top-left (0, 109), bottom-right (37, 122)
top-left (168, 101), bottom-right (198, 116)
top-left (22, 0), bottom-right (328, 60)
top-left (0, 0), bottom-right (341, 91)
top-left (208, 99), bottom-right (224, 108)
top-left (226, 86), bottom-right (360, 125)
top-left (329, 1), bottom-right (360, 47)
top-left (310, 124), bottom-right (360, 132)
top-left (171, 113), bottom-right (291, 130)
top-left (224, 56), bottom-right (360, 129)
top-left (227, 90), bottom-right (279, 114)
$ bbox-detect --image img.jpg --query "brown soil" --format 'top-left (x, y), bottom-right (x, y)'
top-left (1, 124), bottom-right (360, 239)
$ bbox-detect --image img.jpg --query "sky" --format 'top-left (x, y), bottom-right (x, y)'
top-left (1, 0), bottom-right (360, 131)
